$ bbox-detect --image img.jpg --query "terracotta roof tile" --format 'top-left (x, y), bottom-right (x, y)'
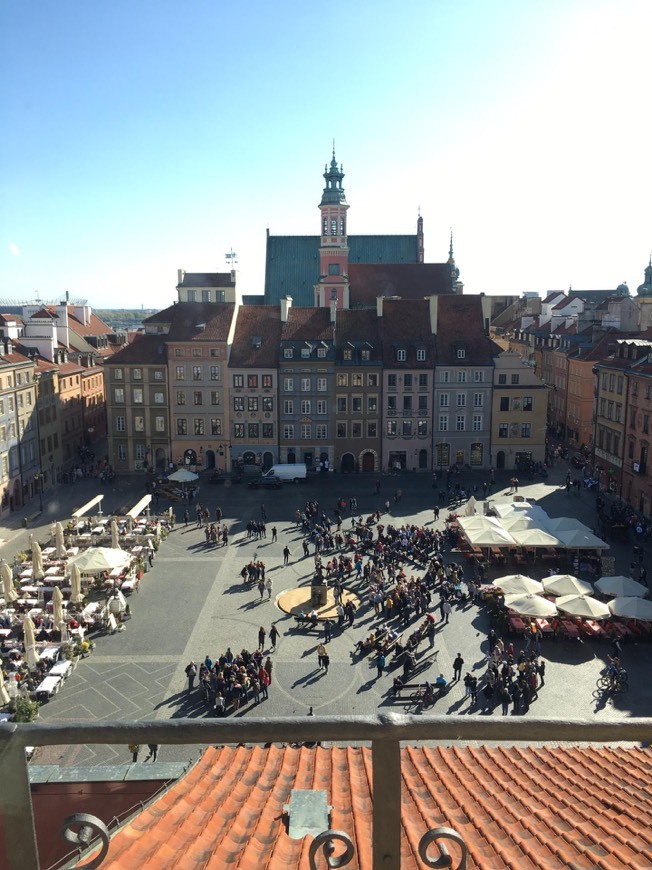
top-left (349, 263), bottom-right (452, 306)
top-left (281, 308), bottom-right (333, 342)
top-left (436, 296), bottom-right (494, 366)
top-left (145, 302), bottom-right (236, 342)
top-left (95, 744), bottom-right (652, 869)
top-left (228, 306), bottom-right (283, 368)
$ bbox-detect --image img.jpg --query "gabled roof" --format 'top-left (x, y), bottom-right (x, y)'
top-left (542, 291), bottom-right (565, 304)
top-left (380, 298), bottom-right (436, 366)
top-left (552, 297), bottom-right (579, 311)
top-left (177, 272), bottom-right (235, 289)
top-left (281, 307), bottom-right (333, 342)
top-left (229, 305), bottom-right (283, 368)
top-left (348, 263), bottom-right (452, 307)
top-left (436, 296), bottom-right (494, 366)
top-left (96, 743), bottom-right (652, 869)
top-left (335, 308), bottom-right (380, 348)
top-left (103, 334), bottom-right (168, 366)
top-left (144, 303), bottom-right (236, 342)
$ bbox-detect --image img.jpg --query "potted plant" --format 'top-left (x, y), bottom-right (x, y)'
top-left (12, 696), bottom-right (40, 723)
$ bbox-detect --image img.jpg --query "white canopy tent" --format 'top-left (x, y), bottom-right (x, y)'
top-left (167, 468), bottom-right (198, 483)
top-left (68, 547), bottom-right (132, 575)
top-left (608, 596), bottom-right (652, 621)
top-left (72, 495), bottom-right (104, 519)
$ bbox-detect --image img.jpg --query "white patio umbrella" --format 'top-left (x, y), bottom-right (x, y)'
top-left (555, 594), bottom-right (611, 620)
top-left (111, 519), bottom-right (121, 550)
top-left (0, 671), bottom-right (10, 706)
top-left (69, 547), bottom-right (131, 575)
top-left (503, 593), bottom-right (558, 617)
top-left (23, 616), bottom-right (39, 670)
top-left (462, 496), bottom-right (477, 517)
top-left (595, 575), bottom-right (649, 598)
top-left (1, 561), bottom-right (17, 603)
top-left (54, 521), bottom-right (66, 559)
top-left (52, 585), bottom-right (66, 633)
top-left (555, 528), bottom-right (609, 550)
top-left (167, 468), bottom-right (198, 483)
top-left (69, 562), bottom-right (84, 604)
top-left (542, 574), bottom-right (594, 597)
top-left (510, 528), bottom-right (562, 548)
top-left (492, 574), bottom-right (544, 595)
top-left (608, 596), bottom-right (652, 621)
top-left (31, 539), bottom-right (45, 581)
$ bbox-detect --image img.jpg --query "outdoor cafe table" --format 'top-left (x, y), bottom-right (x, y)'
top-left (509, 616), bottom-right (528, 634)
top-left (611, 623), bottom-right (633, 638)
top-left (35, 674), bottom-right (62, 700)
top-left (583, 620), bottom-right (604, 638)
top-left (561, 620), bottom-right (580, 639)
top-left (19, 568), bottom-right (33, 579)
top-left (534, 618), bottom-right (553, 635)
top-left (0, 628), bottom-right (12, 640)
top-left (39, 644), bottom-right (61, 663)
top-left (49, 660), bottom-right (72, 679)
top-left (21, 586), bottom-right (41, 597)
top-left (45, 566), bottom-right (65, 576)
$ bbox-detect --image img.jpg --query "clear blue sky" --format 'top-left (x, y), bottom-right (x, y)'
top-left (1, 0), bottom-right (650, 309)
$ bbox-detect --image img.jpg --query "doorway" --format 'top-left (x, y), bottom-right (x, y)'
top-left (341, 453), bottom-right (355, 473)
top-left (418, 449), bottom-right (428, 469)
top-left (361, 451), bottom-right (375, 472)
top-left (497, 451), bottom-right (506, 470)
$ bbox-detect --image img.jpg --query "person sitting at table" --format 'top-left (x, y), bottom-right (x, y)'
top-left (68, 616), bottom-right (80, 630)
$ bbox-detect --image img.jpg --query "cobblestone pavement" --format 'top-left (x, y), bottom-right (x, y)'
top-left (3, 456), bottom-right (651, 767)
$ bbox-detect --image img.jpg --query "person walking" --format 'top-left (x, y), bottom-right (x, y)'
top-left (442, 600), bottom-right (452, 624)
top-left (283, 545), bottom-right (291, 565)
top-left (185, 661), bottom-right (197, 692)
top-left (323, 618), bottom-right (333, 642)
top-left (322, 648), bottom-right (330, 674)
top-left (264, 656), bottom-right (273, 685)
top-left (453, 653), bottom-right (464, 681)
top-left (258, 578), bottom-right (265, 599)
top-left (537, 659), bottom-right (546, 687)
top-left (499, 685), bottom-right (511, 716)
top-left (302, 540), bottom-right (310, 558)
top-left (144, 744), bottom-right (159, 762)
top-left (270, 624), bottom-right (280, 650)
top-left (427, 620), bottom-right (436, 648)
top-left (376, 652), bottom-right (386, 679)
top-left (433, 506), bottom-right (440, 521)
top-left (271, 526), bottom-right (278, 542)
top-left (129, 743), bottom-right (140, 763)
top-left (317, 642), bottom-right (327, 669)
top-left (258, 626), bottom-right (266, 650)
top-left (266, 577), bottom-right (273, 600)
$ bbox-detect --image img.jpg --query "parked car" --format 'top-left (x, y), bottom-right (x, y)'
top-left (248, 475), bottom-right (283, 490)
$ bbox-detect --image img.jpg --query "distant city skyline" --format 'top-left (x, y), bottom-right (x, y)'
top-left (1, 0), bottom-right (650, 309)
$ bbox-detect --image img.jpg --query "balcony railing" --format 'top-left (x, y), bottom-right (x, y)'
top-left (1, 714), bottom-right (651, 869)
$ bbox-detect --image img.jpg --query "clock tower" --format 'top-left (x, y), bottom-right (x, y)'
top-left (314, 149), bottom-right (350, 309)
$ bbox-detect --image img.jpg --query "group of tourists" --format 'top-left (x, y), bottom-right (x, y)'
top-left (184, 644), bottom-right (274, 715)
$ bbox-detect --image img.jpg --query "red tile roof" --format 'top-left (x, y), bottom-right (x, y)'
top-left (436, 296), bottom-right (494, 366)
top-left (229, 305), bottom-right (283, 368)
top-left (281, 308), bottom-right (333, 342)
top-left (380, 298), bottom-right (436, 366)
top-left (145, 303), bottom-right (236, 342)
top-left (97, 744), bottom-right (652, 869)
top-left (348, 263), bottom-right (452, 306)
top-left (104, 334), bottom-right (168, 366)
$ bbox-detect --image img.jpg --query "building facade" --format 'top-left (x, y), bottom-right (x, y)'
top-left (491, 351), bottom-right (548, 470)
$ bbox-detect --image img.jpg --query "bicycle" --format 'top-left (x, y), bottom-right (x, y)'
top-left (597, 670), bottom-right (628, 694)
top-left (407, 686), bottom-right (437, 711)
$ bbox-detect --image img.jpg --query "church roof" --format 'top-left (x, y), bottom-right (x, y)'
top-left (93, 743), bottom-right (652, 869)
top-left (263, 234), bottom-right (420, 306)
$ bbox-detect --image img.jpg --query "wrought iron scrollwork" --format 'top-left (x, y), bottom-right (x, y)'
top-left (418, 826), bottom-right (468, 869)
top-left (61, 813), bottom-right (110, 869)
top-left (308, 829), bottom-right (355, 868)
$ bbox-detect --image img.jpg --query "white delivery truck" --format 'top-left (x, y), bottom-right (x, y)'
top-left (263, 463), bottom-right (307, 482)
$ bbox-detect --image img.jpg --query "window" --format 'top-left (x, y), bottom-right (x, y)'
top-left (210, 366), bottom-right (220, 381)
top-left (317, 400), bottom-right (327, 414)
top-left (210, 418), bottom-right (222, 436)
top-left (301, 347), bottom-right (311, 359)
top-left (176, 366), bottom-right (185, 381)
top-left (134, 416), bottom-right (144, 432)
top-left (511, 374), bottom-right (520, 385)
top-left (262, 375), bottom-right (273, 389)
top-left (419, 374), bottom-right (428, 388)
top-left (439, 415), bottom-right (448, 432)
top-left (474, 393), bottom-right (483, 408)
top-left (301, 399), bottom-right (311, 414)
top-left (417, 420), bottom-right (428, 436)
top-left (498, 423), bottom-right (508, 438)
top-left (609, 374), bottom-right (615, 391)
top-left (441, 371), bottom-right (450, 383)
top-left (396, 349), bottom-right (406, 362)
top-left (114, 388), bottom-right (124, 403)
top-left (262, 423), bottom-right (273, 438)
top-left (155, 416), bottom-right (165, 432)
top-left (404, 374), bottom-right (413, 389)
top-left (416, 348), bottom-right (426, 361)
top-left (361, 349), bottom-right (370, 361)
top-left (368, 421), bottom-right (377, 438)
top-left (233, 375), bottom-right (244, 388)
top-left (316, 424), bottom-right (327, 439)
top-left (386, 420), bottom-right (397, 436)
top-left (644, 415), bottom-right (650, 435)
top-left (283, 424), bottom-right (294, 439)
top-left (523, 396), bottom-right (533, 411)
top-left (284, 399), bottom-right (294, 414)
top-left (387, 374), bottom-right (397, 388)
top-left (176, 418), bottom-right (187, 435)
top-left (617, 376), bottom-right (624, 395)
top-left (647, 384), bottom-right (652, 401)
top-left (317, 378), bottom-right (327, 392)
top-left (174, 349), bottom-right (183, 357)
top-left (262, 397), bottom-right (273, 412)
top-left (368, 396), bottom-right (378, 413)
top-left (301, 423), bottom-right (311, 439)
top-left (601, 373), bottom-right (607, 389)
top-left (284, 378), bottom-right (294, 392)
top-left (234, 423), bottom-right (245, 439)
top-left (456, 393), bottom-right (466, 407)
top-left (317, 347), bottom-right (327, 359)
top-left (387, 396), bottom-right (397, 411)
top-left (328, 263), bottom-right (340, 275)
top-left (368, 373), bottom-right (378, 387)
top-left (500, 397), bottom-right (510, 411)
top-left (284, 348), bottom-right (294, 359)
top-left (457, 349), bottom-right (466, 359)
top-left (301, 378), bottom-right (311, 392)
top-left (440, 394), bottom-right (449, 407)
top-left (193, 391), bottom-right (202, 406)
top-left (337, 422), bottom-right (347, 438)
top-left (607, 401), bottom-right (614, 420)
top-left (248, 423), bottom-right (259, 438)
top-left (521, 423), bottom-right (531, 438)
top-left (114, 369), bottom-right (123, 380)
top-left (248, 397), bottom-right (259, 412)
top-left (352, 374), bottom-right (363, 387)
top-left (630, 407), bottom-right (636, 427)
top-left (498, 374), bottom-right (507, 385)
top-left (193, 366), bottom-right (202, 381)
top-left (211, 391), bottom-right (220, 405)
top-left (403, 395), bottom-right (412, 411)
top-left (474, 371), bottom-right (484, 382)
top-left (337, 374), bottom-right (348, 387)
top-left (418, 395), bottom-right (428, 411)
top-left (117, 444), bottom-right (126, 460)
top-left (116, 416), bottom-right (126, 432)
top-left (131, 387), bottom-right (142, 404)
top-left (133, 368), bottom-right (142, 380)
top-left (616, 404), bottom-right (622, 423)
top-left (194, 418), bottom-right (204, 435)
top-left (234, 396), bottom-right (244, 412)
top-left (457, 371), bottom-right (467, 383)
top-left (343, 349), bottom-right (352, 360)
top-left (473, 414), bottom-right (483, 431)
top-left (352, 422), bottom-right (362, 437)
top-left (456, 415), bottom-right (465, 431)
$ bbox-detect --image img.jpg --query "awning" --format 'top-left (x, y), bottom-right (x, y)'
top-left (127, 494), bottom-right (153, 519)
top-left (72, 495), bottom-right (104, 519)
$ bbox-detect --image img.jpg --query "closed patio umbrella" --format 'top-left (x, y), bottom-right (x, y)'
top-left (542, 574), bottom-right (594, 597)
top-left (31, 539), bottom-right (44, 581)
top-left (0, 671), bottom-right (10, 706)
top-left (492, 574), bottom-right (544, 596)
top-left (595, 575), bottom-right (649, 598)
top-left (556, 594), bottom-right (610, 620)
top-left (503, 593), bottom-right (558, 617)
top-left (54, 522), bottom-right (66, 559)
top-left (23, 616), bottom-right (39, 670)
top-left (52, 585), bottom-right (66, 633)
top-left (111, 519), bottom-right (121, 550)
top-left (69, 562), bottom-right (84, 604)
top-left (1, 561), bottom-right (17, 603)
top-left (608, 596), bottom-right (652, 621)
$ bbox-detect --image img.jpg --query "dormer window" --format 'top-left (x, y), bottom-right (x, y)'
top-left (283, 348), bottom-right (294, 359)
top-left (301, 347), bottom-right (310, 359)
top-left (361, 349), bottom-right (370, 361)
top-left (343, 349), bottom-right (352, 360)
top-left (317, 347), bottom-right (327, 359)
top-left (416, 348), bottom-right (426, 362)
top-left (396, 349), bottom-right (406, 362)
top-left (252, 336), bottom-right (262, 349)
top-left (457, 348), bottom-right (466, 359)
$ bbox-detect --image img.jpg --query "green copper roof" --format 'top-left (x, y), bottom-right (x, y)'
top-left (263, 234), bottom-right (419, 306)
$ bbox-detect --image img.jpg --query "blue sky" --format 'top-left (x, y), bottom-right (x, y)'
top-left (1, 0), bottom-right (650, 309)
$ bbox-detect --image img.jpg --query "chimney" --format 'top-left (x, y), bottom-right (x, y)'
top-left (231, 270), bottom-right (236, 283)
top-left (177, 269), bottom-right (185, 285)
top-left (330, 298), bottom-right (337, 323)
top-left (376, 296), bottom-right (384, 318)
top-left (280, 295), bottom-right (292, 323)
top-left (429, 295), bottom-right (438, 334)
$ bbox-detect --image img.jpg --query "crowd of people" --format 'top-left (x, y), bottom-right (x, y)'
top-left (184, 643), bottom-right (274, 715)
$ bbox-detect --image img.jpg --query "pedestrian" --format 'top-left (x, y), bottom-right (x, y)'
top-left (443, 600), bottom-right (452, 624)
top-left (433, 506), bottom-right (440, 521)
top-left (377, 652), bottom-right (386, 679)
top-left (323, 618), bottom-right (333, 642)
top-left (185, 661), bottom-right (197, 691)
top-left (317, 642), bottom-right (326, 668)
top-left (258, 626), bottom-right (266, 650)
top-left (264, 656), bottom-right (273, 684)
top-left (322, 649), bottom-right (330, 674)
top-left (271, 526), bottom-right (278, 542)
top-left (129, 743), bottom-right (140, 763)
top-left (488, 628), bottom-right (497, 655)
top-left (384, 499), bottom-right (390, 513)
top-left (453, 653), bottom-right (464, 681)
top-left (283, 545), bottom-right (291, 565)
top-left (427, 620), bottom-right (436, 648)
top-left (302, 540), bottom-right (310, 558)
top-left (470, 675), bottom-right (478, 704)
top-left (500, 685), bottom-right (510, 716)
top-left (537, 660), bottom-right (546, 687)
top-left (183, 509), bottom-right (190, 526)
top-left (269, 624), bottom-right (280, 650)
top-left (308, 706), bottom-right (314, 716)
top-left (258, 579), bottom-right (265, 599)
top-left (144, 744), bottom-right (159, 762)
top-left (266, 577), bottom-right (273, 599)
